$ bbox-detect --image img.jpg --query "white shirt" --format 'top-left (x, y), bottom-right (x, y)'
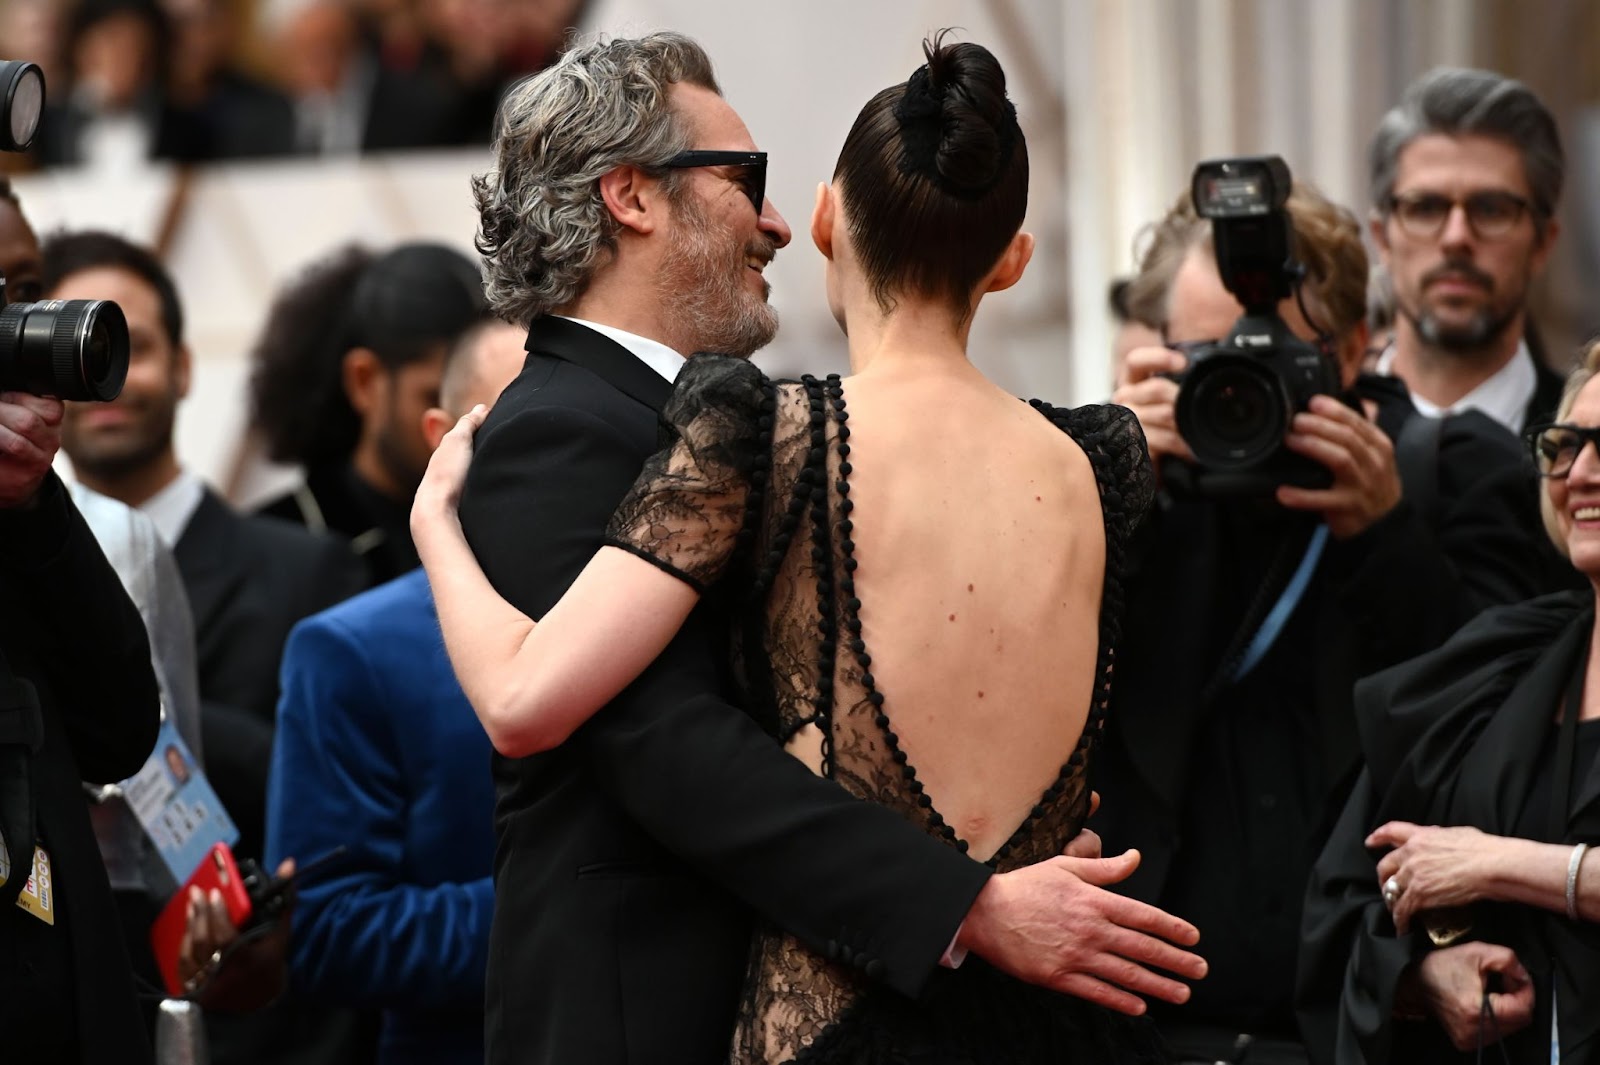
top-left (1377, 340), bottom-right (1537, 434)
top-left (555, 317), bottom-right (687, 383)
top-left (138, 469), bottom-right (207, 549)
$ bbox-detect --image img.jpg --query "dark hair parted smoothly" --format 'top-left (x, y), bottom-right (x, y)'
top-left (41, 230), bottom-right (185, 349)
top-left (249, 242), bottom-right (485, 468)
top-left (834, 32), bottom-right (1028, 322)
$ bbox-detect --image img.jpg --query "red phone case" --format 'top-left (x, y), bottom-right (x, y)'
top-left (151, 842), bottom-right (254, 997)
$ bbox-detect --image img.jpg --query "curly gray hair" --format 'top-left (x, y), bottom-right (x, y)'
top-left (472, 33), bottom-right (720, 326)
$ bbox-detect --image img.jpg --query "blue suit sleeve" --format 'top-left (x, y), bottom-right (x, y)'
top-left (266, 614), bottom-right (492, 1009)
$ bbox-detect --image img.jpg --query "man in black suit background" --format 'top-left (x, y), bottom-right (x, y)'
top-left (1366, 67), bottom-right (1568, 433)
top-left (459, 32), bottom-right (1205, 1065)
top-left (46, 232), bottom-right (365, 863)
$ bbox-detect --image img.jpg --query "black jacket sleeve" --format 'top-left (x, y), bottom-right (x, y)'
top-left (1297, 766), bottom-right (1424, 1065)
top-left (462, 403), bottom-right (991, 999)
top-left (0, 473), bottom-right (159, 783)
top-left (1329, 414), bottom-right (1553, 670)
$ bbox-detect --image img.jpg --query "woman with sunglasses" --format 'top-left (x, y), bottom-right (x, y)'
top-left (413, 31), bottom-right (1197, 1065)
top-left (1298, 339), bottom-right (1600, 1065)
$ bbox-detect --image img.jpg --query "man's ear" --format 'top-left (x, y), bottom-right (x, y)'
top-left (810, 182), bottom-right (835, 261)
top-left (341, 347), bottom-right (384, 417)
top-left (599, 165), bottom-right (663, 236)
top-left (1368, 211), bottom-right (1393, 264)
top-left (1530, 216), bottom-right (1560, 277)
top-left (421, 406), bottom-right (453, 452)
top-left (174, 343), bottom-right (192, 401)
top-left (983, 231), bottom-right (1035, 294)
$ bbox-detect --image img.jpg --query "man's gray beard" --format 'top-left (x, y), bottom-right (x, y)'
top-left (1406, 301), bottom-right (1521, 360)
top-left (658, 203), bottom-right (779, 358)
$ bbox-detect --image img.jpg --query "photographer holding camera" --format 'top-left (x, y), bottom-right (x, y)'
top-left (0, 57), bottom-right (166, 1063)
top-left (1096, 162), bottom-right (1562, 1064)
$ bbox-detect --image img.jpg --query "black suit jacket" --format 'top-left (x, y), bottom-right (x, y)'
top-left (0, 474), bottom-right (160, 1063)
top-left (172, 490), bottom-right (364, 860)
top-left (458, 318), bottom-right (990, 1065)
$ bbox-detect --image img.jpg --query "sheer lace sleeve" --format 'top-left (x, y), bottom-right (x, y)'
top-left (1041, 401), bottom-right (1154, 540)
top-left (604, 354), bottom-right (773, 592)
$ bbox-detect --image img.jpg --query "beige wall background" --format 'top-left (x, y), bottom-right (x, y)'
top-left (17, 0), bottom-right (1598, 504)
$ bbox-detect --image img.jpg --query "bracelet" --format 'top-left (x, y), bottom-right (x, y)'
top-left (1566, 842), bottom-right (1589, 921)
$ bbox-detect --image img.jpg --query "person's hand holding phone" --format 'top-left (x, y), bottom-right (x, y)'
top-left (179, 857), bottom-right (295, 1013)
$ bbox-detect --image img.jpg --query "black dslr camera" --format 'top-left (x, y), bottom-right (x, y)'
top-left (1166, 156), bottom-right (1341, 499)
top-left (0, 61), bottom-right (129, 401)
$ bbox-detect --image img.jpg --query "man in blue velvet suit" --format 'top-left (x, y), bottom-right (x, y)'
top-left (265, 319), bottom-right (527, 1065)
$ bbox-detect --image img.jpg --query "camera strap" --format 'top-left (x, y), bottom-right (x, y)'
top-left (1229, 523), bottom-right (1329, 684)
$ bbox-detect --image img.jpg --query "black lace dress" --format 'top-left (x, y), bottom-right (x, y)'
top-left (605, 354), bottom-right (1161, 1065)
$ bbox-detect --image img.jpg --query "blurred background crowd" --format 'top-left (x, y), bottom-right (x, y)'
top-left (0, 0), bottom-right (585, 170)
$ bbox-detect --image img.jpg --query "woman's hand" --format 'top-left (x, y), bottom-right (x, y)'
top-left (1368, 822), bottom-right (1505, 934)
top-left (411, 404), bottom-right (488, 550)
top-left (1406, 943), bottom-right (1534, 1051)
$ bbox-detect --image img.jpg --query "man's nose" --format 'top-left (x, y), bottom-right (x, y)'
top-left (760, 197), bottom-right (793, 249)
top-left (1439, 202), bottom-right (1475, 250)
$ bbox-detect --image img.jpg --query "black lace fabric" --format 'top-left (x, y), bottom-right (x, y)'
top-left (606, 355), bottom-right (1158, 1064)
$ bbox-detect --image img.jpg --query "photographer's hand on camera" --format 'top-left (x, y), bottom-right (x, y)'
top-left (0, 391), bottom-right (64, 508)
top-left (1112, 347), bottom-right (1195, 467)
top-left (1275, 394), bottom-right (1403, 539)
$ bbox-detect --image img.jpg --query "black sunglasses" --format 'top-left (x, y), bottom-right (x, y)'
top-left (660, 150), bottom-right (767, 214)
top-left (1525, 422), bottom-right (1600, 479)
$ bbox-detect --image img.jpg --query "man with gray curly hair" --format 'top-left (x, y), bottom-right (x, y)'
top-left (473, 31), bottom-right (783, 357)
top-left (453, 31), bottom-right (1162, 1065)
top-left (1367, 66), bottom-right (1566, 434)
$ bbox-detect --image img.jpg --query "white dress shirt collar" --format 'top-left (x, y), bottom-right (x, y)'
top-left (138, 468), bottom-right (206, 549)
top-left (554, 316), bottom-right (687, 383)
top-left (1377, 339), bottom-right (1536, 434)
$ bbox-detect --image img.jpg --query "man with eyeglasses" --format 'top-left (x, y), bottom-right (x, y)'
top-left (1367, 67), bottom-right (1566, 435)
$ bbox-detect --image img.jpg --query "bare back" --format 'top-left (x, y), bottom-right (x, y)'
top-left (604, 353), bottom-right (1153, 1064)
top-left (789, 370), bottom-right (1104, 861)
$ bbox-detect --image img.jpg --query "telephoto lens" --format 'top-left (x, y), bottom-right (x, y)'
top-left (0, 298), bottom-right (131, 401)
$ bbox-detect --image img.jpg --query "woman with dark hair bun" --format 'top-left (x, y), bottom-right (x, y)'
top-left (251, 241), bottom-right (487, 587)
top-left (415, 32), bottom-right (1196, 1062)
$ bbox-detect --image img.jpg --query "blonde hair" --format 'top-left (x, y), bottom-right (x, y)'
top-left (1540, 338), bottom-right (1600, 555)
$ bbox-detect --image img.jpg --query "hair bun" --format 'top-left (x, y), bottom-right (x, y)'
top-left (894, 35), bottom-right (1019, 199)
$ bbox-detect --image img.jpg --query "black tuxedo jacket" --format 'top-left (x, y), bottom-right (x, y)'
top-left (172, 490), bottom-right (364, 859)
top-left (458, 317), bottom-right (990, 1065)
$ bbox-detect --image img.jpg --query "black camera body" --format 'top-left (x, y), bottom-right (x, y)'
top-left (1165, 156), bottom-right (1342, 499)
top-left (0, 60), bottom-right (129, 401)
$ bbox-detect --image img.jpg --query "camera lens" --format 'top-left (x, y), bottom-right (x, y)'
top-left (0, 298), bottom-right (130, 401)
top-left (1177, 356), bottom-right (1289, 469)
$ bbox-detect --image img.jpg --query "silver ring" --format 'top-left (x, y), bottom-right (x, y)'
top-left (1382, 875), bottom-right (1402, 907)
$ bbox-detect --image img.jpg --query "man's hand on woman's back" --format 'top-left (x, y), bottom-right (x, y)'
top-left (956, 848), bottom-right (1207, 1016)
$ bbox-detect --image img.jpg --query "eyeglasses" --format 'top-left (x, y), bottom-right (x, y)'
top-left (1524, 423), bottom-right (1600, 478)
top-left (660, 150), bottom-right (767, 214)
top-left (1386, 190), bottom-right (1532, 240)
